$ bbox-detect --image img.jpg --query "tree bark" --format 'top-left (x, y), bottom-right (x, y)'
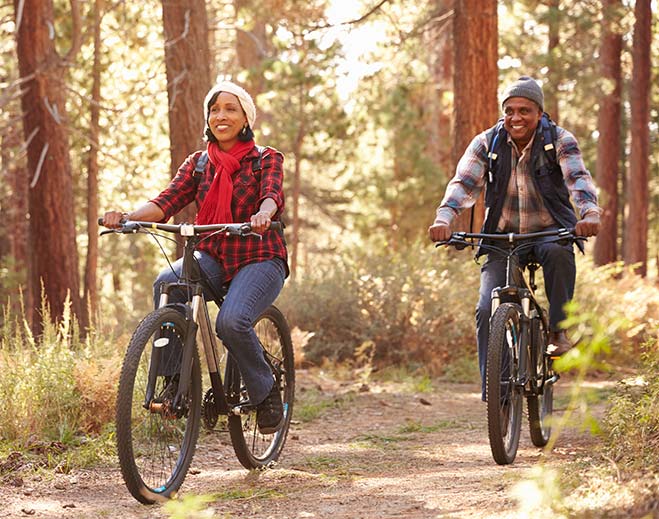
top-left (544, 0), bottom-right (560, 123)
top-left (82, 0), bottom-right (104, 330)
top-left (234, 0), bottom-right (268, 99)
top-left (623, 0), bottom-right (651, 277)
top-left (451, 0), bottom-right (498, 233)
top-left (1, 127), bottom-right (32, 324)
top-left (162, 0), bottom-right (212, 256)
top-left (593, 0), bottom-right (623, 267)
top-left (14, 0), bottom-right (82, 328)
top-left (290, 83), bottom-right (305, 280)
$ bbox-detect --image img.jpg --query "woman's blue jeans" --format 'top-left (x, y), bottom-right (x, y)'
top-left (475, 239), bottom-right (575, 401)
top-left (153, 252), bottom-right (286, 405)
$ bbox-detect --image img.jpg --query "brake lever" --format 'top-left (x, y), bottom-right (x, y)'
top-left (239, 223), bottom-right (263, 240)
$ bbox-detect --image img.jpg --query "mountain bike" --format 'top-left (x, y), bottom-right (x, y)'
top-left (438, 228), bottom-right (582, 465)
top-left (100, 219), bottom-right (295, 503)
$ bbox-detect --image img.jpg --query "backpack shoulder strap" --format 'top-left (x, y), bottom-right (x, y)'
top-left (485, 118), bottom-right (505, 184)
top-left (251, 145), bottom-right (266, 172)
top-left (540, 113), bottom-right (558, 164)
top-left (193, 151), bottom-right (209, 188)
top-left (193, 146), bottom-right (265, 185)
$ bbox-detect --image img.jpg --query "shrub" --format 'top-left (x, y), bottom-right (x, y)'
top-left (0, 298), bottom-right (123, 445)
top-left (603, 341), bottom-right (659, 471)
top-left (278, 243), bottom-right (479, 374)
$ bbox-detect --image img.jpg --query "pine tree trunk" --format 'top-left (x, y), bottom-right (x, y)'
top-left (430, 0), bottom-right (453, 171)
top-left (14, 0), bottom-right (81, 328)
top-left (1, 128), bottom-right (32, 325)
top-left (234, 0), bottom-right (268, 99)
top-left (544, 0), bottom-right (560, 123)
top-left (162, 0), bottom-right (212, 256)
top-left (593, 0), bottom-right (623, 267)
top-left (623, 0), bottom-right (651, 277)
top-left (452, 0), bottom-right (498, 233)
top-left (290, 85), bottom-right (305, 280)
top-left (82, 0), bottom-right (103, 330)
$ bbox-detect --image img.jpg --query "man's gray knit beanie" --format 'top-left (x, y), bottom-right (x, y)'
top-left (501, 76), bottom-right (544, 110)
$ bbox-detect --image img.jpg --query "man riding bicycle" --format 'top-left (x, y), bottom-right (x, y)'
top-left (428, 76), bottom-right (601, 401)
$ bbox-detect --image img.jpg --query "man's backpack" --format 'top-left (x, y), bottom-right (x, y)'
top-left (192, 145), bottom-right (266, 186)
top-left (485, 112), bottom-right (557, 185)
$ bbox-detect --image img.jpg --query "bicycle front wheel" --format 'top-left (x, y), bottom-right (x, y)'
top-left (115, 307), bottom-right (202, 504)
top-left (227, 305), bottom-right (295, 469)
top-left (528, 315), bottom-right (553, 447)
top-left (486, 303), bottom-right (523, 465)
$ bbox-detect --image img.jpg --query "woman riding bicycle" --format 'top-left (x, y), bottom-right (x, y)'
top-left (102, 80), bottom-right (288, 434)
top-left (428, 76), bottom-right (601, 401)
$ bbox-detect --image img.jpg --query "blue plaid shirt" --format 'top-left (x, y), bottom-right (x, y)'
top-left (435, 126), bottom-right (601, 232)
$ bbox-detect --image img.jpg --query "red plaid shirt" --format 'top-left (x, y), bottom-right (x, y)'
top-left (150, 145), bottom-right (288, 280)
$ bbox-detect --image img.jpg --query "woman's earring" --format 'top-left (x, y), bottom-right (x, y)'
top-left (241, 124), bottom-right (248, 136)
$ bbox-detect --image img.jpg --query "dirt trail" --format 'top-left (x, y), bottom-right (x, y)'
top-left (0, 371), bottom-right (605, 519)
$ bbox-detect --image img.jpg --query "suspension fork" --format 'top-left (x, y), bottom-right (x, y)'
top-left (517, 288), bottom-right (532, 387)
top-left (144, 289), bottom-right (171, 408)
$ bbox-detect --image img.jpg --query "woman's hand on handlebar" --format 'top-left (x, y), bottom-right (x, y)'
top-left (101, 210), bottom-right (126, 229)
top-left (250, 210), bottom-right (272, 235)
top-left (428, 221), bottom-right (452, 243)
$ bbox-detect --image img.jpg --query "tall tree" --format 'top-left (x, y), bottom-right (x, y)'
top-left (234, 0), bottom-right (269, 98)
top-left (593, 0), bottom-right (623, 267)
top-left (623, 0), bottom-right (651, 277)
top-left (14, 0), bottom-right (82, 326)
top-left (82, 0), bottom-right (105, 329)
top-left (451, 0), bottom-right (498, 233)
top-left (544, 0), bottom-right (561, 122)
top-left (162, 0), bottom-right (212, 254)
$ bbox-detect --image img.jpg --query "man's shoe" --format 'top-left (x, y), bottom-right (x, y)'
top-left (256, 382), bottom-right (284, 434)
top-left (547, 331), bottom-right (572, 357)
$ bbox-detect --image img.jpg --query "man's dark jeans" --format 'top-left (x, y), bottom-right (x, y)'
top-left (475, 238), bottom-right (575, 401)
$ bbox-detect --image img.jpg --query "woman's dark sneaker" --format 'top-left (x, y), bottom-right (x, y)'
top-left (256, 382), bottom-right (284, 434)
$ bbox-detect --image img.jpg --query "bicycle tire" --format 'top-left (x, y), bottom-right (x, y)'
top-left (486, 302), bottom-right (523, 465)
top-left (115, 307), bottom-right (202, 504)
top-left (227, 305), bottom-right (295, 469)
top-left (527, 315), bottom-right (553, 447)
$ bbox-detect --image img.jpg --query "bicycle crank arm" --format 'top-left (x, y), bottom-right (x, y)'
top-left (231, 404), bottom-right (256, 415)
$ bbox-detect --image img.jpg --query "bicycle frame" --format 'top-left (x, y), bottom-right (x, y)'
top-left (441, 228), bottom-right (577, 395)
top-left (488, 245), bottom-right (545, 394)
top-left (102, 219), bottom-right (276, 419)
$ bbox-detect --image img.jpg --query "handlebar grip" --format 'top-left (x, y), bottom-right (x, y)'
top-left (269, 221), bottom-right (283, 232)
top-left (97, 217), bottom-right (104, 226)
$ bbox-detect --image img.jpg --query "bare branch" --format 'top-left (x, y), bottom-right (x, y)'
top-left (29, 142), bottom-right (49, 188)
top-left (164, 8), bottom-right (191, 48)
top-left (312, 0), bottom-right (393, 31)
top-left (63, 0), bottom-right (82, 63)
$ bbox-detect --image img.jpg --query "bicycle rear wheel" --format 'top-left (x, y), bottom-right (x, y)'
top-left (115, 307), bottom-right (202, 504)
top-left (227, 305), bottom-right (295, 469)
top-left (528, 315), bottom-right (553, 447)
top-left (486, 303), bottom-right (523, 465)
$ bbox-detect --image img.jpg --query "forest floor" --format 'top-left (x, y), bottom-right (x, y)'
top-left (1, 368), bottom-right (657, 519)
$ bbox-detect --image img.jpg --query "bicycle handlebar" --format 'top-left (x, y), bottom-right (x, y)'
top-left (436, 228), bottom-right (584, 251)
top-left (98, 218), bottom-right (282, 237)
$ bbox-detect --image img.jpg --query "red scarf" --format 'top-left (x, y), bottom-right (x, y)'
top-left (195, 140), bottom-right (254, 224)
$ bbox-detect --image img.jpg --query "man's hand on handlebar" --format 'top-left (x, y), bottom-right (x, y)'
top-left (428, 221), bottom-right (452, 243)
top-left (575, 212), bottom-right (600, 238)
